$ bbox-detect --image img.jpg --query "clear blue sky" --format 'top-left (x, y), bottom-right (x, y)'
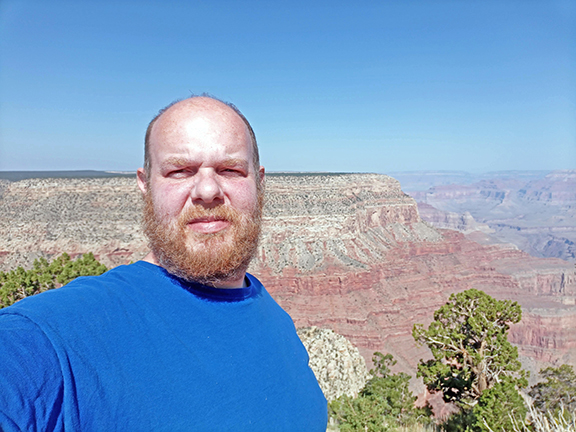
top-left (0, 0), bottom-right (574, 173)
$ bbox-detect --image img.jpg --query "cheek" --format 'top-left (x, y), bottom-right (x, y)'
top-left (226, 183), bottom-right (259, 210)
top-left (151, 185), bottom-right (189, 217)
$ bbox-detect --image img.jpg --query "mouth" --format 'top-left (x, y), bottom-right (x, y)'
top-left (187, 216), bottom-right (231, 234)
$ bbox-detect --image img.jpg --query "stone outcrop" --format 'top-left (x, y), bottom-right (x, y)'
top-left (0, 177), bottom-right (147, 270)
top-left (416, 203), bottom-right (491, 234)
top-left (1, 172), bottom-right (574, 384)
top-left (297, 326), bottom-right (369, 401)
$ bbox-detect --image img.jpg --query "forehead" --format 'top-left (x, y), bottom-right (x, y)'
top-left (148, 100), bottom-right (253, 162)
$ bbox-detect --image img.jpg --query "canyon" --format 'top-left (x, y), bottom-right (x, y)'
top-left (393, 170), bottom-right (576, 262)
top-left (0, 172), bottom-right (574, 387)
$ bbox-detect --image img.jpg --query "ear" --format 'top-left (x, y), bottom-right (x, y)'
top-left (258, 166), bottom-right (265, 185)
top-left (137, 168), bottom-right (148, 194)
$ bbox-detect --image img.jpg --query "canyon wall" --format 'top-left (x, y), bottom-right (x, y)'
top-left (403, 170), bottom-right (576, 262)
top-left (0, 177), bottom-right (148, 270)
top-left (1, 173), bottom-right (574, 381)
top-left (254, 174), bottom-right (576, 377)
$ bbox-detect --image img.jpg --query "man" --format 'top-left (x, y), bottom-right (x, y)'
top-left (0, 96), bottom-right (328, 431)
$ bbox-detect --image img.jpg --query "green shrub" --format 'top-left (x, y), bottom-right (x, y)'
top-left (530, 365), bottom-right (576, 416)
top-left (330, 352), bottom-right (432, 431)
top-left (472, 377), bottom-right (527, 432)
top-left (0, 253), bottom-right (107, 308)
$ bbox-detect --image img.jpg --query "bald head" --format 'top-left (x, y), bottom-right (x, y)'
top-left (144, 96), bottom-right (259, 176)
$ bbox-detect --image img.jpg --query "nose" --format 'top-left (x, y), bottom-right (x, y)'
top-left (190, 169), bottom-right (224, 206)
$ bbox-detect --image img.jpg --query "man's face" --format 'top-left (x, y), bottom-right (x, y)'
top-left (137, 98), bottom-right (265, 287)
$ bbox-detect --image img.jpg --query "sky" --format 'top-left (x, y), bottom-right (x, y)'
top-left (0, 0), bottom-right (574, 174)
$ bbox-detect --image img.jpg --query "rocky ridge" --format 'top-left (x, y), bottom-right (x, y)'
top-left (297, 326), bottom-right (369, 402)
top-left (0, 177), bottom-right (147, 270)
top-left (257, 174), bottom-right (441, 276)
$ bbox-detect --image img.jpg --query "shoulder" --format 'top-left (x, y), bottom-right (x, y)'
top-left (0, 261), bottom-right (164, 322)
top-left (245, 272), bottom-right (297, 327)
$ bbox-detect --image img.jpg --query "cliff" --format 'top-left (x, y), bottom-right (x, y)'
top-left (407, 170), bottom-right (576, 262)
top-left (252, 175), bottom-right (576, 377)
top-left (0, 177), bottom-right (148, 270)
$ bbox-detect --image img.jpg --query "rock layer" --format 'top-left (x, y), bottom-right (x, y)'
top-left (0, 177), bottom-right (147, 270)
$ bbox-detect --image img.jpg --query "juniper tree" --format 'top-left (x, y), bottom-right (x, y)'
top-left (413, 289), bottom-right (528, 431)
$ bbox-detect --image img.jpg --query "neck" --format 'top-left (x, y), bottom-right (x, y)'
top-left (142, 252), bottom-right (247, 289)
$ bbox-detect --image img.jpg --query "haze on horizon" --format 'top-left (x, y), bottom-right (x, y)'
top-left (0, 0), bottom-right (574, 174)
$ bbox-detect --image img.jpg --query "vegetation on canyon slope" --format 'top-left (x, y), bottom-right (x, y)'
top-left (529, 365), bottom-right (576, 417)
top-left (329, 352), bottom-right (432, 431)
top-left (0, 253), bottom-right (107, 308)
top-left (329, 361), bottom-right (575, 432)
top-left (331, 289), bottom-right (575, 431)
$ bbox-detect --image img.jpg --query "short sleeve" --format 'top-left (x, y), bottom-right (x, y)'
top-left (0, 313), bottom-right (64, 432)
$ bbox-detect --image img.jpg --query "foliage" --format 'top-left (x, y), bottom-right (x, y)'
top-left (413, 289), bottom-right (528, 409)
top-left (329, 352), bottom-right (432, 431)
top-left (0, 253), bottom-right (107, 308)
top-left (330, 394), bottom-right (394, 432)
top-left (472, 377), bottom-right (527, 432)
top-left (441, 408), bottom-right (476, 432)
top-left (412, 289), bottom-right (530, 432)
top-left (529, 365), bottom-right (576, 416)
top-left (482, 392), bottom-right (576, 432)
top-left (442, 380), bottom-right (527, 432)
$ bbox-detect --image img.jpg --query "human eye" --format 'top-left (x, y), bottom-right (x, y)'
top-left (161, 158), bottom-right (198, 179)
top-left (222, 167), bottom-right (240, 174)
top-left (166, 168), bottom-right (191, 179)
top-left (220, 167), bottom-right (247, 177)
top-left (220, 160), bottom-right (248, 177)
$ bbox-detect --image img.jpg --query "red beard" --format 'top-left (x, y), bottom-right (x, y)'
top-left (142, 190), bottom-right (263, 286)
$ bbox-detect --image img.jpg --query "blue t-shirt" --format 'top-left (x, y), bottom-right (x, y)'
top-left (0, 261), bottom-right (327, 431)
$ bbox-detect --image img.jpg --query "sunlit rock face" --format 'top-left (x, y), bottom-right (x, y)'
top-left (0, 177), bottom-right (148, 270)
top-left (297, 326), bottom-right (369, 402)
top-left (1, 173), bottom-right (575, 381)
top-left (253, 173), bottom-right (440, 276)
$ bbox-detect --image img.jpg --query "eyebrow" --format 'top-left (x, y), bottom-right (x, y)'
top-left (161, 157), bottom-right (191, 168)
top-left (221, 158), bottom-right (248, 168)
top-left (160, 157), bottom-right (249, 169)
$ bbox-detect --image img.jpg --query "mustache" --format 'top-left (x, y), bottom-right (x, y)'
top-left (177, 204), bottom-right (244, 227)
